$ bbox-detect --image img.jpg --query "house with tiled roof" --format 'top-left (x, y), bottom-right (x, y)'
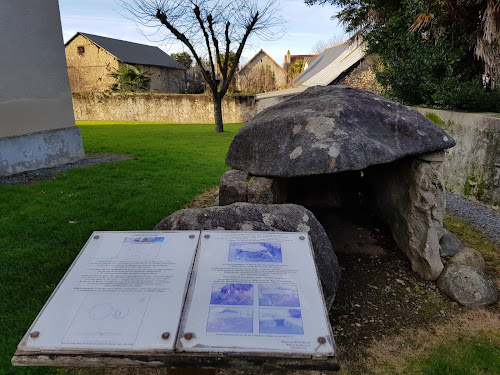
top-left (65, 32), bottom-right (186, 93)
top-left (236, 50), bottom-right (287, 93)
top-left (283, 51), bottom-right (319, 77)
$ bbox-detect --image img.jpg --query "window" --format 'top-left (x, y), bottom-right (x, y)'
top-left (77, 46), bottom-right (85, 55)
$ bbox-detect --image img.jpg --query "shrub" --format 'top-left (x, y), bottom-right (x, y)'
top-left (432, 79), bottom-right (500, 112)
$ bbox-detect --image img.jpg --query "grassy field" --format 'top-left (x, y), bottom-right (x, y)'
top-left (0, 122), bottom-right (241, 375)
top-left (1, 121), bottom-right (498, 375)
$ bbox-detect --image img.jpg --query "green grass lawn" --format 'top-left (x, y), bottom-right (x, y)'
top-left (0, 122), bottom-right (242, 375)
top-left (405, 332), bottom-right (500, 375)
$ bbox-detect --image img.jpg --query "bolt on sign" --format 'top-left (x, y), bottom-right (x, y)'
top-left (13, 231), bottom-right (338, 370)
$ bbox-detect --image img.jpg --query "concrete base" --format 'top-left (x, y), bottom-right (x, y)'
top-left (0, 127), bottom-right (84, 176)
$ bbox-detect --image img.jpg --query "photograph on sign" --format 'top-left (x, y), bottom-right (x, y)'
top-left (258, 285), bottom-right (300, 307)
top-left (228, 241), bottom-right (282, 262)
top-left (259, 308), bottom-right (304, 334)
top-left (206, 307), bottom-right (254, 333)
top-left (118, 236), bottom-right (164, 260)
top-left (178, 231), bottom-right (335, 355)
top-left (210, 283), bottom-right (254, 305)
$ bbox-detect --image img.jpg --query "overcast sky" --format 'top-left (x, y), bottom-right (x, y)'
top-left (59, 0), bottom-right (345, 67)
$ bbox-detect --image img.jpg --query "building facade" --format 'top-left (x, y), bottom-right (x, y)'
top-left (237, 50), bottom-right (287, 94)
top-left (65, 33), bottom-right (186, 93)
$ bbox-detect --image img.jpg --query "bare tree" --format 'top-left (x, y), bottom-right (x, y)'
top-left (120, 0), bottom-right (284, 132)
top-left (310, 34), bottom-right (346, 54)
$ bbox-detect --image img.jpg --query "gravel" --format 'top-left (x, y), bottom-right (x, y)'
top-left (446, 192), bottom-right (500, 244)
top-left (0, 154), bottom-right (129, 186)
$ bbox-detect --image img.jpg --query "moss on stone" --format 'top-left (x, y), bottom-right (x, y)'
top-left (425, 112), bottom-right (445, 126)
top-left (463, 176), bottom-right (475, 196)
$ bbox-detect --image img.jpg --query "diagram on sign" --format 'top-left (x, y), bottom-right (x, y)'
top-left (62, 293), bottom-right (150, 345)
top-left (228, 241), bottom-right (282, 263)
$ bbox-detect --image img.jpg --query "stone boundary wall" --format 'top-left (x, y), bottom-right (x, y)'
top-left (71, 92), bottom-right (499, 206)
top-left (72, 92), bottom-right (257, 123)
top-left (414, 108), bottom-right (500, 206)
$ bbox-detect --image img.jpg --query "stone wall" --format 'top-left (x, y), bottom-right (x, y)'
top-left (72, 92), bottom-right (257, 123)
top-left (415, 108), bottom-right (500, 206)
top-left (337, 57), bottom-right (383, 95)
top-left (146, 65), bottom-right (186, 94)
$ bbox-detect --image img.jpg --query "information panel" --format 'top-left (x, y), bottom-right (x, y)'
top-left (23, 231), bottom-right (199, 351)
top-left (178, 231), bottom-right (335, 354)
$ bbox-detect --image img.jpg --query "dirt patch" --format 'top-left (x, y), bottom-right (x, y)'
top-left (184, 186), bottom-right (220, 208)
top-left (315, 210), bottom-right (462, 366)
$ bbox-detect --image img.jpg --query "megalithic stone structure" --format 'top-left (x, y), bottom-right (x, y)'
top-left (0, 0), bottom-right (84, 176)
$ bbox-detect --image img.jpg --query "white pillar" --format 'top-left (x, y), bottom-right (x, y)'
top-left (0, 0), bottom-right (84, 176)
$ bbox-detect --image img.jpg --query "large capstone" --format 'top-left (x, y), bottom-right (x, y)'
top-left (155, 203), bottom-right (341, 309)
top-left (226, 86), bottom-right (455, 177)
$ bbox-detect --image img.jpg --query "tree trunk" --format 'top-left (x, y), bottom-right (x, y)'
top-left (213, 94), bottom-right (224, 133)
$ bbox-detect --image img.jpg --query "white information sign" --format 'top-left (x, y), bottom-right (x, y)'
top-left (178, 231), bottom-right (335, 354)
top-left (23, 231), bottom-right (199, 351)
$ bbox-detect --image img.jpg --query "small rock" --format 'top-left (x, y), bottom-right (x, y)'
top-left (439, 230), bottom-right (464, 257)
top-left (437, 264), bottom-right (497, 307)
top-left (448, 247), bottom-right (486, 271)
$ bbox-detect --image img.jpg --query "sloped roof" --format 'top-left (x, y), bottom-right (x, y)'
top-left (291, 41), bottom-right (366, 87)
top-left (66, 32), bottom-right (186, 70)
top-left (238, 49), bottom-right (286, 75)
top-left (303, 56), bottom-right (317, 70)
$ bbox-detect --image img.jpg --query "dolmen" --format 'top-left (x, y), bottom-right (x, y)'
top-left (220, 86), bottom-right (456, 281)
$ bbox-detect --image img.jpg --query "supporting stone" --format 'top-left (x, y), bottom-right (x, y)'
top-left (247, 176), bottom-right (287, 204)
top-left (0, 127), bottom-right (84, 176)
top-left (371, 154), bottom-right (445, 280)
top-left (219, 169), bottom-right (249, 206)
top-left (219, 169), bottom-right (287, 206)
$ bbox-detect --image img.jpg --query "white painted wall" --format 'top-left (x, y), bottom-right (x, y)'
top-left (0, 0), bottom-right (77, 138)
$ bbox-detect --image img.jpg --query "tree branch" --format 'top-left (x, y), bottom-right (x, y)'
top-left (220, 11), bottom-right (259, 95)
top-left (222, 21), bottom-right (231, 80)
top-left (155, 9), bottom-right (213, 86)
top-left (207, 14), bottom-right (225, 81)
top-left (193, 6), bottom-right (218, 92)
